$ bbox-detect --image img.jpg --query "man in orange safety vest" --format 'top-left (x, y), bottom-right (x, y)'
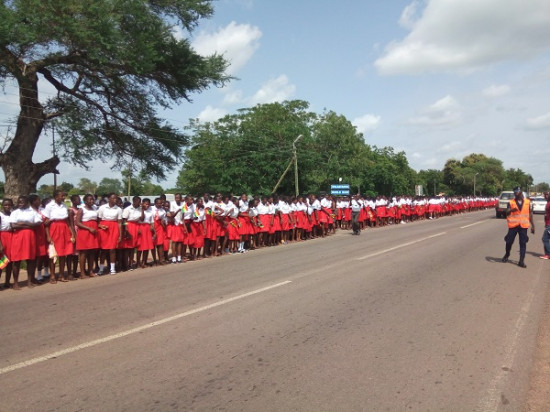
top-left (502, 186), bottom-right (535, 268)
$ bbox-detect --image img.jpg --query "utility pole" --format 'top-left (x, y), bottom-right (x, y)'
top-left (293, 134), bottom-right (302, 197)
top-left (52, 125), bottom-right (57, 192)
top-left (272, 134), bottom-right (303, 195)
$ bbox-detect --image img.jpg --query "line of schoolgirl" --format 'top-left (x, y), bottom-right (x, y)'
top-left (0, 190), bottom-right (496, 290)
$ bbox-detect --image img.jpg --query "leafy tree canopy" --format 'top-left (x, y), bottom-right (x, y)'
top-left (177, 100), bottom-right (418, 197)
top-left (0, 0), bottom-right (230, 199)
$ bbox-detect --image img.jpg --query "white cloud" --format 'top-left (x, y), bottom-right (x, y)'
top-left (408, 95), bottom-right (462, 126)
top-left (375, 0), bottom-right (550, 75)
top-left (249, 75), bottom-right (295, 105)
top-left (353, 114), bottom-right (381, 134)
top-left (482, 84), bottom-right (511, 98)
top-left (398, 0), bottom-right (422, 29)
top-left (526, 111), bottom-right (550, 130)
top-left (192, 21), bottom-right (262, 74)
top-left (196, 105), bottom-right (227, 123)
top-left (222, 89), bottom-right (244, 105)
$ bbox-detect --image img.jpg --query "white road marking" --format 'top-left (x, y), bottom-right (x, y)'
top-left (356, 232), bottom-right (446, 261)
top-left (476, 266), bottom-right (542, 412)
top-left (461, 221), bottom-right (486, 229)
top-left (0, 280), bottom-right (292, 376)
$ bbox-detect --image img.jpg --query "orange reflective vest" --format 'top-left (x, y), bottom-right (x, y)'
top-left (507, 198), bottom-right (530, 229)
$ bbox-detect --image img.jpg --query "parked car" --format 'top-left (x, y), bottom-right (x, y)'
top-left (495, 191), bottom-right (514, 218)
top-left (530, 196), bottom-right (547, 214)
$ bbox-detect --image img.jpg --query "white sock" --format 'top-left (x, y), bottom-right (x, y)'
top-left (37, 269), bottom-right (42, 277)
top-left (110, 263), bottom-right (116, 271)
top-left (99, 264), bottom-right (105, 272)
top-left (177, 255), bottom-right (182, 261)
top-left (44, 267), bottom-right (50, 276)
top-left (171, 257), bottom-right (176, 262)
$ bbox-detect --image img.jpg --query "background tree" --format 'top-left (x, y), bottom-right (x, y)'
top-left (77, 178), bottom-right (98, 195)
top-left (178, 100), bottom-right (314, 195)
top-left (0, 0), bottom-right (230, 199)
top-left (122, 169), bottom-right (164, 196)
top-left (96, 178), bottom-right (123, 196)
top-left (417, 169), bottom-right (446, 196)
top-left (535, 182), bottom-right (549, 193)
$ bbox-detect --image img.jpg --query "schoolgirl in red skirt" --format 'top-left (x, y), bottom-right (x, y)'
top-left (97, 193), bottom-right (122, 275)
top-left (44, 190), bottom-right (76, 282)
top-left (191, 198), bottom-right (206, 259)
top-left (121, 196), bottom-right (142, 270)
top-left (0, 198), bottom-right (13, 289)
top-left (10, 196), bottom-right (43, 289)
top-left (29, 194), bottom-right (49, 281)
top-left (75, 194), bottom-right (99, 278)
top-left (152, 198), bottom-right (167, 264)
top-left (137, 198), bottom-right (155, 268)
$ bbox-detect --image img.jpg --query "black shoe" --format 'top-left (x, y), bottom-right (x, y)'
top-left (518, 261), bottom-right (527, 268)
top-left (502, 254), bottom-right (509, 263)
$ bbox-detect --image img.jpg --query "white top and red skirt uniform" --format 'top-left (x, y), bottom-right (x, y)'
top-left (192, 208), bottom-right (206, 249)
top-left (43, 201), bottom-right (73, 257)
top-left (137, 207), bottom-right (155, 251)
top-left (76, 206), bottom-right (99, 250)
top-left (98, 204), bottom-right (122, 250)
top-left (121, 205), bottom-right (141, 249)
top-left (9, 207), bottom-right (42, 261)
top-left (153, 206), bottom-right (167, 247)
top-left (0, 211), bottom-right (13, 261)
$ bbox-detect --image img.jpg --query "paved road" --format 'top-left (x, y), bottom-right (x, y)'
top-left (0, 210), bottom-right (548, 411)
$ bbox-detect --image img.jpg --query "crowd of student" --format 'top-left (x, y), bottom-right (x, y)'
top-left (0, 190), bottom-right (497, 290)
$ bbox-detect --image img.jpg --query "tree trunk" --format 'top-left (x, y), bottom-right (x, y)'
top-left (0, 71), bottom-right (60, 200)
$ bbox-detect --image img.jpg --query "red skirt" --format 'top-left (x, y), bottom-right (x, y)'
top-left (120, 221), bottom-right (139, 249)
top-left (294, 211), bottom-right (306, 229)
top-left (270, 215), bottom-right (281, 234)
top-left (154, 220), bottom-right (165, 246)
top-left (256, 215), bottom-right (269, 233)
top-left (192, 221), bottom-right (205, 249)
top-left (11, 228), bottom-right (36, 261)
top-left (50, 220), bottom-right (73, 257)
top-left (344, 208), bottom-right (352, 221)
top-left (226, 217), bottom-right (240, 240)
top-left (76, 221), bottom-right (99, 250)
top-left (281, 214), bottom-right (292, 231)
top-left (238, 216), bottom-right (254, 236)
top-left (98, 220), bottom-right (120, 250)
top-left (169, 224), bottom-right (185, 243)
top-left (137, 223), bottom-right (154, 251)
top-left (1, 231), bottom-right (12, 260)
top-left (34, 224), bottom-right (48, 257)
top-left (183, 220), bottom-right (195, 245)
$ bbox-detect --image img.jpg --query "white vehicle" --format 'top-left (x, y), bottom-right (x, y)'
top-left (530, 196), bottom-right (547, 214)
top-left (495, 191), bottom-right (514, 218)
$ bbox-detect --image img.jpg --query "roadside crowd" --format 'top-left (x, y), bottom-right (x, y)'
top-left (0, 191), bottom-right (497, 290)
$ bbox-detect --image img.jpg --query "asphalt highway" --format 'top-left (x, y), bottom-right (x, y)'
top-left (0, 210), bottom-right (548, 411)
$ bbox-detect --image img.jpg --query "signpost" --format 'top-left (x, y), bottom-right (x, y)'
top-left (331, 183), bottom-right (350, 196)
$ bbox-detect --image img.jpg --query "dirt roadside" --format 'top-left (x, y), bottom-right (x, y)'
top-left (524, 267), bottom-right (550, 412)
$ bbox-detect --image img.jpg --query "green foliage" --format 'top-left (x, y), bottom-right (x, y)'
top-left (442, 153), bottom-right (513, 196)
top-left (178, 101), bottom-right (418, 196)
top-left (0, 0), bottom-right (231, 195)
top-left (96, 178), bottom-right (123, 196)
top-left (122, 169), bottom-right (164, 196)
top-left (77, 178), bottom-right (98, 195)
top-left (36, 181), bottom-right (73, 197)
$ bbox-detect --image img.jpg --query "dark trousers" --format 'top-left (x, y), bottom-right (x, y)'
top-left (504, 226), bottom-right (529, 259)
top-left (351, 211), bottom-right (360, 234)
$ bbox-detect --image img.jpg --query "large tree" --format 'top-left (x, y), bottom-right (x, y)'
top-left (0, 0), bottom-right (230, 199)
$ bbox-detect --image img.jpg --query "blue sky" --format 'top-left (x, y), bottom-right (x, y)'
top-left (2, 0), bottom-right (550, 189)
